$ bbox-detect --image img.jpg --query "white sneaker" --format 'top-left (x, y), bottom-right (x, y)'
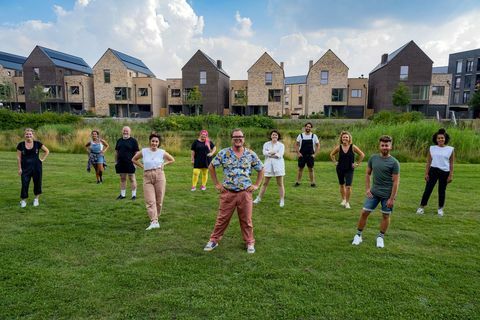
top-left (145, 222), bottom-right (160, 230)
top-left (203, 241), bottom-right (218, 251)
top-left (340, 199), bottom-right (346, 206)
top-left (352, 234), bottom-right (362, 245)
top-left (438, 208), bottom-right (444, 217)
top-left (376, 237), bottom-right (384, 248)
top-left (20, 200), bottom-right (27, 208)
top-left (247, 244), bottom-right (255, 254)
top-left (345, 202), bottom-right (351, 209)
top-left (253, 197), bottom-right (261, 204)
top-left (416, 207), bottom-right (424, 215)
top-left (33, 199), bottom-right (39, 207)
top-left (279, 199), bottom-right (285, 207)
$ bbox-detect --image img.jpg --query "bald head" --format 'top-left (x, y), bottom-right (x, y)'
top-left (122, 126), bottom-right (131, 139)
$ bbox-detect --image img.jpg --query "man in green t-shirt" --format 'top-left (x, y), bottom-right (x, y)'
top-left (352, 135), bottom-right (400, 248)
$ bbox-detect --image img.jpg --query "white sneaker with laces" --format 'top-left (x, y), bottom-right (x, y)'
top-left (145, 222), bottom-right (160, 230)
top-left (376, 237), bottom-right (384, 248)
top-left (247, 244), bottom-right (255, 254)
top-left (203, 241), bottom-right (218, 251)
top-left (345, 202), bottom-right (351, 209)
top-left (438, 208), bottom-right (444, 216)
top-left (340, 199), bottom-right (347, 206)
top-left (33, 199), bottom-right (39, 207)
top-left (279, 199), bottom-right (285, 207)
top-left (416, 207), bottom-right (424, 215)
top-left (20, 200), bottom-right (27, 208)
top-left (253, 197), bottom-right (261, 204)
top-left (352, 234), bottom-right (362, 245)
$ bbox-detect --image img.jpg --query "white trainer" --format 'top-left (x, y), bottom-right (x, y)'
top-left (352, 234), bottom-right (362, 245)
top-left (145, 222), bottom-right (160, 230)
top-left (416, 207), bottom-right (424, 215)
top-left (438, 208), bottom-right (444, 216)
top-left (340, 199), bottom-right (347, 206)
top-left (247, 244), bottom-right (255, 254)
top-left (20, 200), bottom-right (27, 208)
top-left (279, 199), bottom-right (285, 207)
top-left (345, 202), bottom-right (351, 209)
top-left (253, 197), bottom-right (261, 204)
top-left (33, 199), bottom-right (39, 207)
top-left (376, 237), bottom-right (385, 248)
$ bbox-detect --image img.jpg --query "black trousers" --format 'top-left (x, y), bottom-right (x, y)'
top-left (420, 167), bottom-right (449, 208)
top-left (20, 160), bottom-right (42, 199)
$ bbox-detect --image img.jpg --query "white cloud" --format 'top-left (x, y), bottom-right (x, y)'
top-left (232, 11), bottom-right (253, 38)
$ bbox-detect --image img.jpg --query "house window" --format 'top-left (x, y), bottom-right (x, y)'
top-left (456, 60), bottom-right (463, 73)
top-left (104, 69), bottom-right (111, 83)
top-left (265, 72), bottom-right (272, 85)
top-left (268, 89), bottom-right (282, 102)
top-left (200, 71), bottom-right (207, 85)
top-left (400, 66), bottom-right (409, 80)
top-left (299, 85), bottom-right (303, 94)
top-left (138, 88), bottom-right (148, 97)
top-left (285, 86), bottom-right (290, 94)
top-left (331, 88), bottom-right (345, 102)
top-left (45, 85), bottom-right (62, 99)
top-left (454, 77), bottom-right (461, 89)
top-left (64, 70), bottom-right (72, 76)
top-left (477, 58), bottom-right (480, 72)
top-left (171, 89), bottom-right (181, 97)
top-left (431, 86), bottom-right (444, 96)
top-left (70, 86), bottom-right (80, 95)
top-left (33, 68), bottom-right (40, 80)
top-left (411, 85), bottom-right (429, 100)
top-left (7, 71), bottom-right (11, 76)
top-left (453, 92), bottom-right (460, 104)
top-left (463, 91), bottom-right (470, 104)
top-left (298, 96), bottom-right (303, 105)
top-left (466, 60), bottom-right (474, 73)
top-left (18, 87), bottom-right (25, 95)
top-left (15, 70), bottom-right (23, 77)
top-left (351, 89), bottom-right (362, 98)
top-left (320, 71), bottom-right (328, 84)
top-left (115, 87), bottom-right (130, 100)
top-left (464, 75), bottom-right (472, 89)
top-left (285, 96), bottom-right (289, 105)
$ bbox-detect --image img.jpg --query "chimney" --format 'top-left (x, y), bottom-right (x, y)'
top-left (381, 54), bottom-right (388, 64)
top-left (309, 60), bottom-right (313, 69)
top-left (217, 60), bottom-right (222, 69)
top-left (280, 62), bottom-right (284, 69)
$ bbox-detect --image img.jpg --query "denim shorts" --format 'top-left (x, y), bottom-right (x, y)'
top-left (363, 194), bottom-right (393, 214)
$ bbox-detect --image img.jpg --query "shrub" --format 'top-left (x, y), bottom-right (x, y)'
top-left (0, 109), bottom-right (81, 130)
top-left (372, 111), bottom-right (424, 125)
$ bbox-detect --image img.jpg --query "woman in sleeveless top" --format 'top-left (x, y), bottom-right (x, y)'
top-left (16, 128), bottom-right (50, 208)
top-left (132, 132), bottom-right (175, 230)
top-left (85, 130), bottom-right (109, 184)
top-left (190, 129), bottom-right (216, 191)
top-left (330, 131), bottom-right (365, 209)
top-left (416, 128), bottom-right (454, 216)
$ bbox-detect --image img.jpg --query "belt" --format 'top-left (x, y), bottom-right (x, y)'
top-left (144, 167), bottom-right (163, 172)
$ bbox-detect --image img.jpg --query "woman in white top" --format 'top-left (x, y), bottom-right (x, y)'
top-left (416, 128), bottom-right (454, 216)
top-left (254, 130), bottom-right (286, 207)
top-left (132, 132), bottom-right (175, 230)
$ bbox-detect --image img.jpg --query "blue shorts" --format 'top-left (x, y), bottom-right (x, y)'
top-left (363, 195), bottom-right (393, 215)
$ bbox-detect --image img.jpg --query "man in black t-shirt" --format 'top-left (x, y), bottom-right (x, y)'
top-left (115, 126), bottom-right (140, 200)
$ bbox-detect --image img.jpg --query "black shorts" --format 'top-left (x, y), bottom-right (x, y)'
top-left (298, 154), bottom-right (314, 168)
top-left (115, 162), bottom-right (136, 174)
top-left (336, 168), bottom-right (354, 186)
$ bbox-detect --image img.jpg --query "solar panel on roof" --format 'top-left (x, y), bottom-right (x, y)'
top-left (110, 49), bottom-right (155, 77)
top-left (38, 46), bottom-right (92, 74)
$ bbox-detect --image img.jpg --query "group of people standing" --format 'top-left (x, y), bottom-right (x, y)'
top-left (16, 123), bottom-right (454, 252)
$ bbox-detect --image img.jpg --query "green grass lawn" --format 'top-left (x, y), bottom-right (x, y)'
top-left (0, 151), bottom-right (479, 319)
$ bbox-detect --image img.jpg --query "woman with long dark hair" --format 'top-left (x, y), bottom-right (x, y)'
top-left (86, 129), bottom-right (109, 184)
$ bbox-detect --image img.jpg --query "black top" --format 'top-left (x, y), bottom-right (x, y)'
top-left (337, 144), bottom-right (354, 172)
top-left (191, 139), bottom-right (215, 168)
top-left (115, 137), bottom-right (139, 163)
top-left (17, 141), bottom-right (43, 167)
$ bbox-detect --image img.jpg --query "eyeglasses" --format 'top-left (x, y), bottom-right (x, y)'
top-left (232, 136), bottom-right (244, 139)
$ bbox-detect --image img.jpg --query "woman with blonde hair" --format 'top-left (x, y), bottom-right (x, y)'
top-left (16, 128), bottom-right (49, 207)
top-left (330, 131), bottom-right (365, 209)
top-left (190, 129), bottom-right (216, 191)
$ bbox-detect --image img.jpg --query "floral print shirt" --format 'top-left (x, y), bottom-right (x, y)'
top-left (212, 147), bottom-right (264, 191)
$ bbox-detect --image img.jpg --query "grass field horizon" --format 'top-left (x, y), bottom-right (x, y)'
top-left (0, 151), bottom-right (479, 319)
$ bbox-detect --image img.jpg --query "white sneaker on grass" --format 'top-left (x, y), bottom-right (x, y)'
top-left (253, 197), bottom-right (261, 204)
top-left (352, 234), bottom-right (362, 245)
top-left (279, 199), bottom-right (285, 207)
top-left (33, 199), bottom-right (39, 207)
top-left (376, 237), bottom-right (384, 248)
top-left (416, 207), bottom-right (424, 215)
top-left (340, 199), bottom-right (346, 206)
top-left (345, 202), bottom-right (351, 209)
top-left (203, 241), bottom-right (218, 251)
top-left (438, 208), bottom-right (444, 217)
top-left (145, 222), bottom-right (160, 230)
top-left (247, 244), bottom-right (255, 254)
top-left (20, 200), bottom-right (27, 208)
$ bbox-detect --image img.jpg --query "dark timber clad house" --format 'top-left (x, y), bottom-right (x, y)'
top-left (368, 40), bottom-right (433, 113)
top-left (23, 46), bottom-right (94, 113)
top-left (181, 50), bottom-right (230, 115)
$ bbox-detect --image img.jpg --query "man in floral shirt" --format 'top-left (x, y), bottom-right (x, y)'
top-left (204, 128), bottom-right (264, 254)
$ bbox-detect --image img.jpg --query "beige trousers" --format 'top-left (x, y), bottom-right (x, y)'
top-left (143, 168), bottom-right (166, 223)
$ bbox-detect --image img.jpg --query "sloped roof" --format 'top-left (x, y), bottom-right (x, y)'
top-left (432, 66), bottom-right (448, 74)
top-left (110, 49), bottom-right (155, 77)
top-left (247, 52), bottom-right (284, 74)
top-left (183, 50), bottom-right (229, 77)
top-left (369, 42), bottom-right (410, 74)
top-left (37, 46), bottom-right (92, 74)
top-left (0, 51), bottom-right (27, 71)
top-left (285, 75), bottom-right (307, 85)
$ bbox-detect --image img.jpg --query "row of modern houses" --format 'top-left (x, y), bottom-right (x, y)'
top-left (1, 40), bottom-right (479, 118)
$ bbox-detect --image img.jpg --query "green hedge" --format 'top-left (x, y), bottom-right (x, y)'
top-left (0, 109), bottom-right (81, 130)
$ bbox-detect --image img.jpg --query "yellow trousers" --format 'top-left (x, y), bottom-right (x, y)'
top-left (192, 168), bottom-right (208, 187)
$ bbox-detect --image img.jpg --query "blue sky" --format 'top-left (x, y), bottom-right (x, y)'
top-left (1, 0), bottom-right (479, 78)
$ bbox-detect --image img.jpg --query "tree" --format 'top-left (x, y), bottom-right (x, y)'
top-left (234, 89), bottom-right (248, 114)
top-left (0, 81), bottom-right (14, 109)
top-left (468, 89), bottom-right (480, 118)
top-left (185, 85), bottom-right (203, 116)
top-left (29, 84), bottom-right (48, 112)
top-left (392, 82), bottom-right (411, 110)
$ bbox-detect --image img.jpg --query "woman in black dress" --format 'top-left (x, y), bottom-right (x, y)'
top-left (190, 129), bottom-right (216, 191)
